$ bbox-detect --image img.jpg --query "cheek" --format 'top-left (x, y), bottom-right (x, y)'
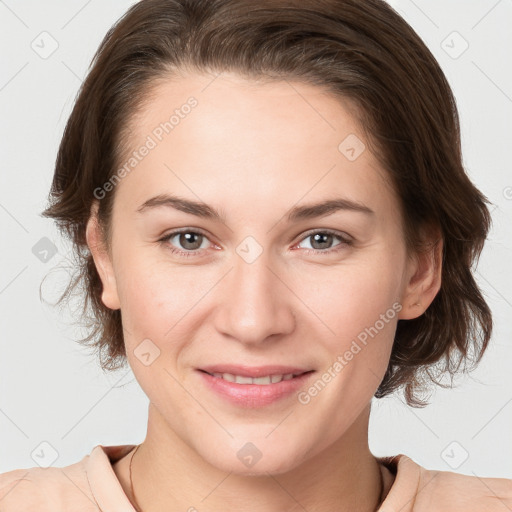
top-left (296, 254), bottom-right (402, 335)
top-left (114, 252), bottom-right (177, 336)
top-left (291, 250), bottom-right (403, 396)
top-left (299, 259), bottom-right (401, 415)
top-left (114, 250), bottom-right (213, 358)
top-left (115, 258), bottom-right (192, 392)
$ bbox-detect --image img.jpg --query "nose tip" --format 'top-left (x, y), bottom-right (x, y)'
top-left (212, 256), bottom-right (296, 346)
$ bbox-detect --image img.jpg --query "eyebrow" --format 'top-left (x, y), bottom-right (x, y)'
top-left (136, 193), bottom-right (374, 222)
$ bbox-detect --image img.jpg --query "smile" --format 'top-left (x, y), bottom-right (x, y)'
top-left (197, 369), bottom-right (315, 408)
top-left (206, 372), bottom-right (303, 385)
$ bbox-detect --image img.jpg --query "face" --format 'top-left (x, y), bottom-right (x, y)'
top-left (88, 71), bottom-right (436, 475)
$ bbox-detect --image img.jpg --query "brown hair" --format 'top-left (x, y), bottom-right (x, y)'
top-left (42, 0), bottom-right (493, 407)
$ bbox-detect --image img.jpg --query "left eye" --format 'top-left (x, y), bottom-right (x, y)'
top-left (295, 230), bottom-right (351, 253)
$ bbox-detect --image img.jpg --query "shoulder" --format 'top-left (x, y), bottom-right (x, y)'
top-left (378, 454), bottom-right (512, 511)
top-left (414, 459), bottom-right (512, 511)
top-left (0, 451), bottom-right (97, 511)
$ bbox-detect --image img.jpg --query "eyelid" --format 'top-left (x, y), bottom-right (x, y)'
top-left (295, 228), bottom-right (353, 244)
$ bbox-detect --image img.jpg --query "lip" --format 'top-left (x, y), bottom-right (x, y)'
top-left (196, 367), bottom-right (315, 408)
top-left (198, 364), bottom-right (312, 378)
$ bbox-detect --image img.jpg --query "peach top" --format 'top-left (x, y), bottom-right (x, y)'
top-left (0, 444), bottom-right (511, 511)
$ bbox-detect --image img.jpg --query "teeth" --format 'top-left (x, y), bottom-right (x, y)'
top-left (211, 372), bottom-right (298, 385)
top-left (252, 376), bottom-right (272, 385)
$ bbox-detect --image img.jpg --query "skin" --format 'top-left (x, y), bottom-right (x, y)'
top-left (86, 71), bottom-right (442, 512)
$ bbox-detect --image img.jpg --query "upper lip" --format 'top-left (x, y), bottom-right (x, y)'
top-left (198, 364), bottom-right (313, 378)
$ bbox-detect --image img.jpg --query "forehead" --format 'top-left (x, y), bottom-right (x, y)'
top-left (113, 71), bottom-right (397, 220)
top-left (132, 71), bottom-right (364, 153)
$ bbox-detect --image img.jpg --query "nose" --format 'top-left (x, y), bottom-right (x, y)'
top-left (213, 247), bottom-right (296, 346)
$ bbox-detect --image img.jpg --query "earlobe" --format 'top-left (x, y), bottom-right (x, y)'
top-left (398, 229), bottom-right (443, 320)
top-left (85, 202), bottom-right (121, 310)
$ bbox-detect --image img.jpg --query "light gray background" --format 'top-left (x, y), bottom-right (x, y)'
top-left (1, 0), bottom-right (511, 478)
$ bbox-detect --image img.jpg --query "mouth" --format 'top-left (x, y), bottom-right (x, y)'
top-left (196, 365), bottom-right (315, 407)
top-left (198, 369), bottom-right (314, 385)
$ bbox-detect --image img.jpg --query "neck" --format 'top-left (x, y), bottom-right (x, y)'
top-left (127, 402), bottom-right (384, 512)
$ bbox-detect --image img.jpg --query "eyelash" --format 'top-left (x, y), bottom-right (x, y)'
top-left (157, 228), bottom-right (353, 258)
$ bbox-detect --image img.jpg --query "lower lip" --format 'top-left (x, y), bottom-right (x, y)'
top-left (197, 370), bottom-right (315, 408)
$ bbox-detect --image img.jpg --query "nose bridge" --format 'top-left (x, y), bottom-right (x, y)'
top-left (214, 241), bottom-right (295, 344)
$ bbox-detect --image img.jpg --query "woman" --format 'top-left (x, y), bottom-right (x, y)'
top-left (1, 0), bottom-right (511, 510)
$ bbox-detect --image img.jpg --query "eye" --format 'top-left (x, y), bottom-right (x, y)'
top-left (158, 229), bottom-right (212, 257)
top-left (295, 229), bottom-right (352, 254)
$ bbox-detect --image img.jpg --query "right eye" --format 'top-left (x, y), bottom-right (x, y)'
top-left (158, 229), bottom-right (212, 257)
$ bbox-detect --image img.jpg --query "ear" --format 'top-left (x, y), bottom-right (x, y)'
top-left (398, 225), bottom-right (443, 320)
top-left (85, 201), bottom-right (121, 310)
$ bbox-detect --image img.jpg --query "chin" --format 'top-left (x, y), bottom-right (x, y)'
top-left (203, 440), bottom-right (308, 477)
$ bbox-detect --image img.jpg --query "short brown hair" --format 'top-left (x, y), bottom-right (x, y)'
top-left (42, 0), bottom-right (493, 407)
